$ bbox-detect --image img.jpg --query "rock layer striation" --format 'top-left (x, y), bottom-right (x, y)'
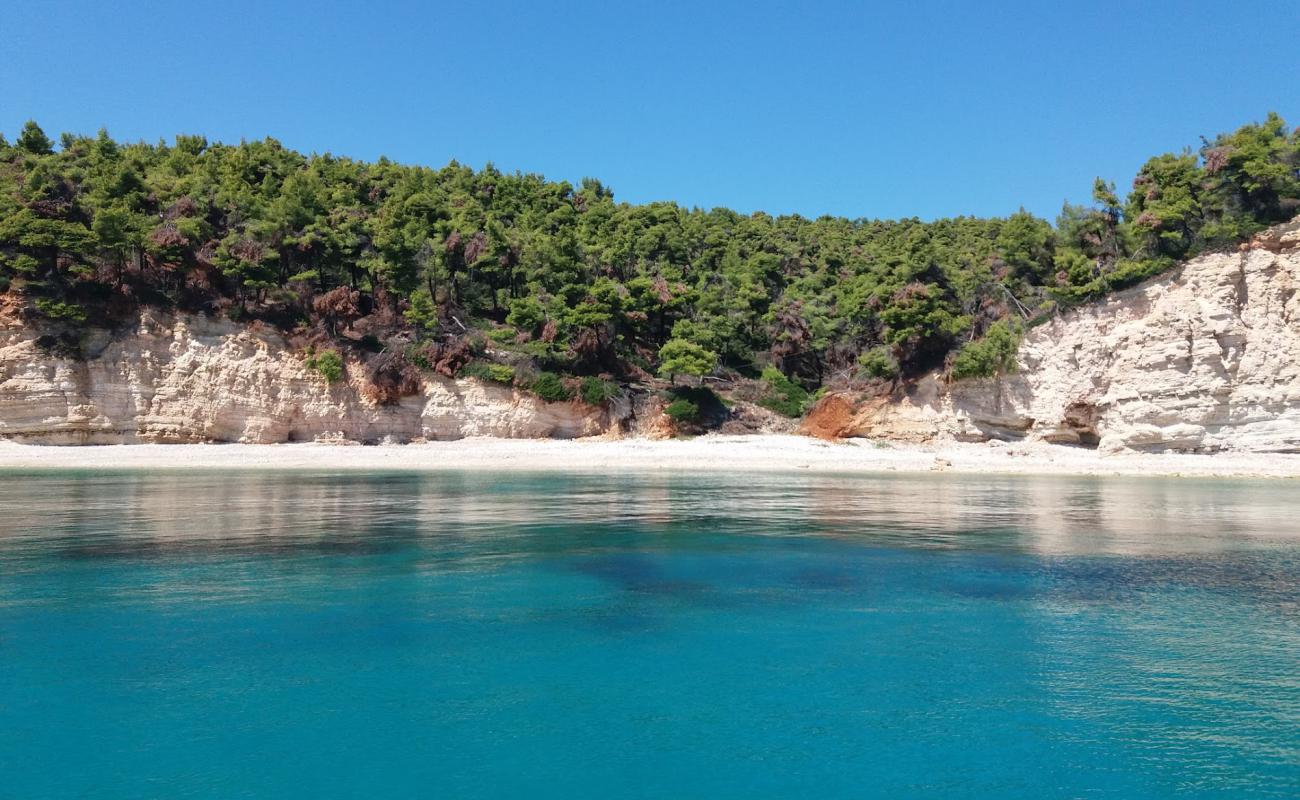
top-left (0, 311), bottom-right (619, 444)
top-left (805, 219), bottom-right (1300, 453)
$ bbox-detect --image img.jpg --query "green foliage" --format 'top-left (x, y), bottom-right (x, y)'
top-left (404, 288), bottom-right (438, 332)
top-left (1107, 257), bottom-right (1175, 290)
top-left (486, 326), bottom-right (519, 345)
top-left (657, 338), bottom-right (716, 381)
top-left (878, 282), bottom-right (970, 370)
top-left (663, 386), bottom-right (723, 426)
top-left (305, 350), bottom-right (344, 383)
top-left (857, 347), bottom-right (898, 380)
top-left (1126, 153), bottom-right (1204, 260)
top-left (34, 298), bottom-right (87, 322)
top-left (16, 121), bottom-right (53, 155)
top-left (948, 321), bottom-right (1022, 380)
top-left (996, 209), bottom-right (1055, 282)
top-left (506, 296), bottom-right (546, 334)
top-left (664, 398), bottom-right (700, 423)
top-left (529, 371), bottom-right (572, 402)
top-left (580, 376), bottom-right (617, 405)
top-left (1200, 111), bottom-right (1300, 240)
top-left (462, 361), bottom-right (516, 384)
top-left (0, 114), bottom-right (1294, 382)
top-left (757, 366), bottom-right (811, 417)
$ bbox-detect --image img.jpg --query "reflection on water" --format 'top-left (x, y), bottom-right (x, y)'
top-left (3, 470), bottom-right (1298, 560)
top-left (0, 469), bottom-right (1297, 798)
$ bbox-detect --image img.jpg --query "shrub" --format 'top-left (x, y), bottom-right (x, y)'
top-left (857, 347), bottom-right (898, 380)
top-left (4, 254), bottom-right (40, 275)
top-left (312, 286), bottom-right (361, 335)
top-left (306, 349), bottom-right (344, 383)
top-left (462, 361), bottom-right (516, 384)
top-left (506, 297), bottom-right (546, 335)
top-left (664, 398), bottom-right (700, 422)
top-left (403, 288), bottom-right (438, 331)
top-left (948, 320), bottom-right (1022, 380)
top-left (34, 298), bottom-right (87, 323)
top-left (1050, 256), bottom-right (1177, 305)
top-left (363, 350), bottom-right (421, 404)
top-left (580, 376), bottom-right (617, 405)
top-left (407, 344), bottom-right (430, 370)
top-left (661, 386), bottom-right (723, 426)
top-left (1107, 257), bottom-right (1176, 291)
top-left (757, 366), bottom-right (810, 418)
top-left (519, 339), bottom-right (559, 360)
top-left (530, 371), bottom-right (572, 402)
top-left (407, 338), bottom-right (473, 377)
top-left (486, 326), bottom-right (519, 346)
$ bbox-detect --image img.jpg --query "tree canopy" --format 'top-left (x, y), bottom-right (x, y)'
top-left (1, 114), bottom-right (1296, 396)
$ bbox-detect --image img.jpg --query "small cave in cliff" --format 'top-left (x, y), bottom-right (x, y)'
top-left (1072, 431), bottom-right (1101, 448)
top-left (1057, 402), bottom-right (1101, 448)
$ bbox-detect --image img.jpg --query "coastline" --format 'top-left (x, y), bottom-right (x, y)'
top-left (0, 435), bottom-right (1295, 479)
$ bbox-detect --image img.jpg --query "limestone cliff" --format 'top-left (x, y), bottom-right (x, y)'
top-left (0, 310), bottom-right (622, 444)
top-left (805, 218), bottom-right (1300, 453)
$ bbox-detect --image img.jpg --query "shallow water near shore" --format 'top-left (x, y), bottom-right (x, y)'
top-left (1, 470), bottom-right (1297, 798)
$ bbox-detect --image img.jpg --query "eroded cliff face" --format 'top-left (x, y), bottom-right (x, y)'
top-left (0, 311), bottom-right (621, 444)
top-left (806, 219), bottom-right (1300, 453)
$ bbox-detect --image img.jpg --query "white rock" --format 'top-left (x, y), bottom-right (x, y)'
top-left (0, 311), bottom-right (614, 444)
top-left (846, 217), bottom-right (1300, 453)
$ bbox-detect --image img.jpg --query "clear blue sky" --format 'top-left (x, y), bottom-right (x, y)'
top-left (2, 1), bottom-right (1295, 221)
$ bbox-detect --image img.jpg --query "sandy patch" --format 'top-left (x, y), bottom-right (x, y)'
top-left (0, 435), bottom-right (1295, 479)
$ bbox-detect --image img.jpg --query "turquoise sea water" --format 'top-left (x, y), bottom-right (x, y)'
top-left (0, 470), bottom-right (1297, 798)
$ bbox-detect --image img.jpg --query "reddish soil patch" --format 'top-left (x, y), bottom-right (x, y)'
top-left (799, 393), bottom-right (858, 440)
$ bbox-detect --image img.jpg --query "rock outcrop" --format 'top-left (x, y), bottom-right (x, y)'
top-left (0, 310), bottom-right (620, 444)
top-left (805, 218), bottom-right (1300, 453)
